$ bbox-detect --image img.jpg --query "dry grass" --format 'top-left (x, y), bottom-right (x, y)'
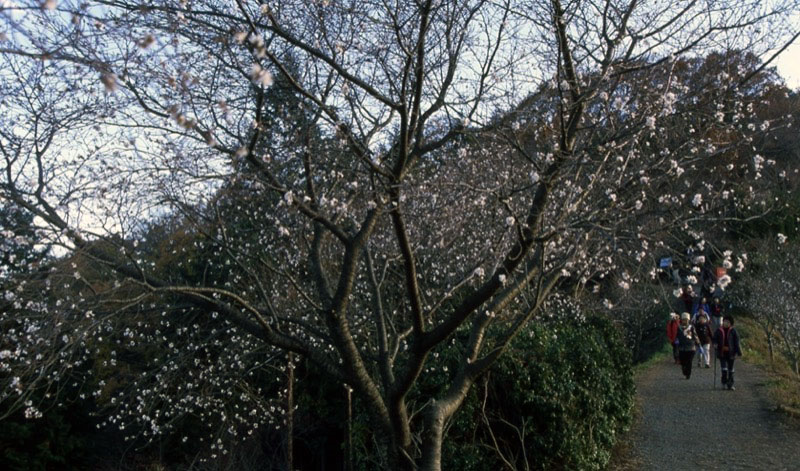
top-left (736, 317), bottom-right (800, 420)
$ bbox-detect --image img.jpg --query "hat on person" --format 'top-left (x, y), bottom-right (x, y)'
top-left (681, 312), bottom-right (691, 321)
top-left (670, 313), bottom-right (679, 320)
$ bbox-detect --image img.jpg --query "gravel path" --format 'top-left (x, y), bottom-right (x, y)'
top-left (625, 356), bottom-right (800, 470)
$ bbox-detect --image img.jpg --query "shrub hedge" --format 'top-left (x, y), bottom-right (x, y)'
top-left (441, 315), bottom-right (635, 470)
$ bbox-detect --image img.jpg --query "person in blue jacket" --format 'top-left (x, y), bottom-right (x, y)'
top-left (713, 315), bottom-right (743, 390)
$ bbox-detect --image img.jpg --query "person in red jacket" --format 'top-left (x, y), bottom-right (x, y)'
top-left (666, 313), bottom-right (680, 364)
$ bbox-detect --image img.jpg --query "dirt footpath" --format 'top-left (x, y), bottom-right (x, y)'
top-left (623, 357), bottom-right (800, 470)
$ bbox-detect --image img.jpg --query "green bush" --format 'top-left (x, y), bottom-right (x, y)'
top-left (442, 315), bottom-right (635, 470)
top-left (0, 400), bottom-right (91, 471)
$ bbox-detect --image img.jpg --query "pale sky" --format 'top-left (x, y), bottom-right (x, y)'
top-left (776, 42), bottom-right (800, 89)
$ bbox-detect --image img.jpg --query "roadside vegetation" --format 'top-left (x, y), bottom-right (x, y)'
top-left (736, 316), bottom-right (800, 420)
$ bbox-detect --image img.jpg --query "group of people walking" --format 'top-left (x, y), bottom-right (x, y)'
top-left (666, 294), bottom-right (742, 390)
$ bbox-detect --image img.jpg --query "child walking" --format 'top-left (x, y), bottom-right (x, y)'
top-left (713, 315), bottom-right (743, 390)
top-left (694, 313), bottom-right (713, 368)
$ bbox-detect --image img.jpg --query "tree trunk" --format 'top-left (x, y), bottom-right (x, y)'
top-left (767, 332), bottom-right (774, 363)
top-left (419, 405), bottom-right (447, 471)
top-left (418, 380), bottom-right (473, 470)
top-left (287, 352), bottom-right (294, 471)
top-left (346, 385), bottom-right (353, 471)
